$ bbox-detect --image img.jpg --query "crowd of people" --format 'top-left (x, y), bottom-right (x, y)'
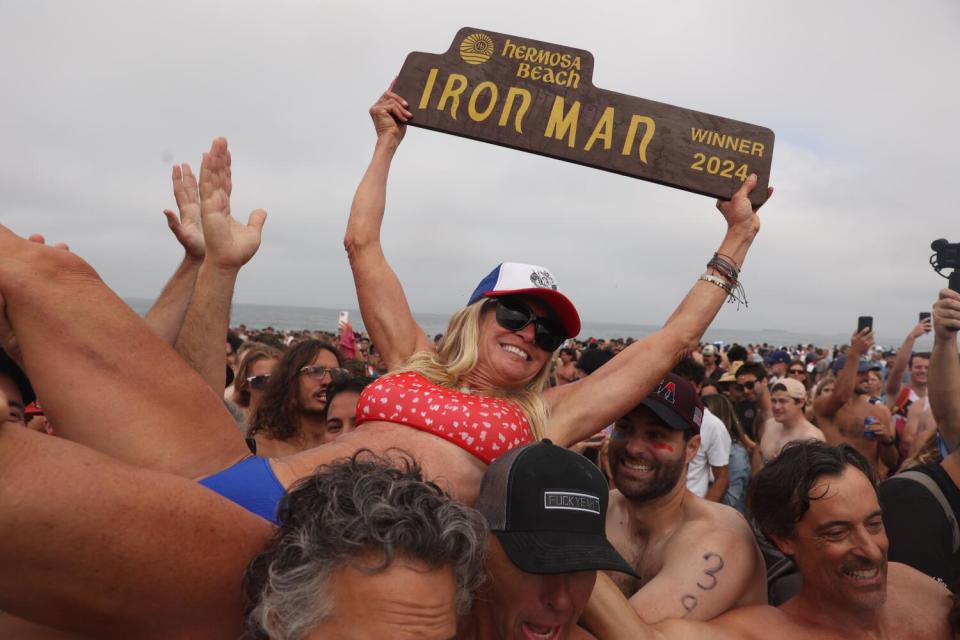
top-left (0, 86), bottom-right (958, 639)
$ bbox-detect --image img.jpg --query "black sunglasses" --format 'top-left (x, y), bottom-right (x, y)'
top-left (788, 369), bottom-right (806, 375)
top-left (494, 298), bottom-right (565, 352)
top-left (246, 374), bottom-right (271, 390)
top-left (734, 380), bottom-right (757, 392)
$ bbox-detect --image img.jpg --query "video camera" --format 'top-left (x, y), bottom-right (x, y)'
top-left (930, 239), bottom-right (960, 293)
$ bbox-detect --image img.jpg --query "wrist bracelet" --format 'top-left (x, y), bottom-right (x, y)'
top-left (699, 274), bottom-right (732, 292)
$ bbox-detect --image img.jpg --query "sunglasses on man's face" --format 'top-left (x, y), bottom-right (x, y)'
top-left (788, 369), bottom-right (806, 375)
top-left (734, 380), bottom-right (757, 392)
top-left (246, 374), bottom-right (271, 390)
top-left (494, 298), bottom-right (565, 352)
top-left (299, 366), bottom-right (349, 382)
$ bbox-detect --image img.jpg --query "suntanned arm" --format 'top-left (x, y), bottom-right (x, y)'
top-left (581, 573), bottom-right (737, 640)
top-left (626, 519), bottom-right (765, 622)
top-left (344, 88), bottom-right (433, 372)
top-left (886, 321), bottom-right (929, 398)
top-left (705, 466), bottom-right (729, 502)
top-left (143, 164), bottom-right (205, 345)
top-left (175, 138), bottom-right (266, 392)
top-left (144, 256), bottom-right (201, 345)
top-left (930, 289), bottom-right (960, 448)
top-left (545, 176), bottom-right (770, 447)
top-left (815, 329), bottom-right (873, 420)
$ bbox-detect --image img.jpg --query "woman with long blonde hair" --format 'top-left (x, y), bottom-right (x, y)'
top-left (204, 85), bottom-right (770, 514)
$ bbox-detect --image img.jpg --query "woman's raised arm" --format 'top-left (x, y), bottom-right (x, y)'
top-left (344, 88), bottom-right (434, 371)
top-left (544, 175), bottom-right (770, 446)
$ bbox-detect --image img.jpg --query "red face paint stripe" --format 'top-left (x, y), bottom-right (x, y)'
top-left (650, 442), bottom-right (674, 452)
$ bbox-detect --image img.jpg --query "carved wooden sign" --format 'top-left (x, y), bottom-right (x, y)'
top-left (393, 28), bottom-right (774, 206)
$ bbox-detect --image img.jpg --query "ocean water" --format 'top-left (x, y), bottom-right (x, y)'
top-left (124, 297), bottom-right (896, 349)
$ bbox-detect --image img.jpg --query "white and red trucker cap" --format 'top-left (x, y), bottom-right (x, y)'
top-left (467, 262), bottom-right (581, 338)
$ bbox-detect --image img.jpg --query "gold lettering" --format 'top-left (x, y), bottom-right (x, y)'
top-left (751, 142), bottom-right (764, 157)
top-left (467, 81), bottom-right (498, 122)
top-left (622, 115), bottom-right (656, 164)
top-left (437, 73), bottom-right (468, 120)
top-left (568, 69), bottom-right (580, 88)
top-left (535, 49), bottom-right (551, 64)
top-left (542, 68), bottom-right (555, 84)
top-left (549, 52), bottom-right (561, 66)
top-left (584, 106), bottom-right (615, 151)
top-left (572, 56), bottom-right (581, 70)
top-left (738, 139), bottom-right (751, 154)
top-left (516, 45), bottom-right (527, 59)
top-left (691, 128), bottom-right (709, 143)
top-left (502, 38), bottom-right (518, 58)
top-left (724, 136), bottom-right (740, 152)
top-left (418, 68), bottom-right (439, 110)
top-left (498, 87), bottom-right (532, 133)
top-left (544, 96), bottom-right (581, 148)
top-left (531, 66), bottom-right (542, 81)
top-left (516, 62), bottom-right (531, 79)
top-left (561, 54), bottom-right (572, 68)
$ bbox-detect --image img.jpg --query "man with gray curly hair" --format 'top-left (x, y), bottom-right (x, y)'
top-left (243, 451), bottom-right (487, 640)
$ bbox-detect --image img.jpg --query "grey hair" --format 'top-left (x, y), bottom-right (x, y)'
top-left (243, 450), bottom-right (488, 640)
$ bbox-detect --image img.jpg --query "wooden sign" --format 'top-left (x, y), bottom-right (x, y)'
top-left (393, 28), bottom-right (774, 206)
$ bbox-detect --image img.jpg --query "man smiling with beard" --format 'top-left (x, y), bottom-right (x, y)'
top-left (579, 441), bottom-right (953, 639)
top-left (604, 374), bottom-right (767, 622)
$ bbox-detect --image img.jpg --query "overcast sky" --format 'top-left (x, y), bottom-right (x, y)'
top-left (2, 0), bottom-right (957, 346)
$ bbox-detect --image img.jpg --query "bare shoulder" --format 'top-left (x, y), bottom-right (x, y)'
top-left (683, 494), bottom-right (756, 537)
top-left (888, 561), bottom-right (951, 601)
top-left (886, 562), bottom-right (952, 637)
top-left (803, 422), bottom-right (826, 441)
top-left (665, 497), bottom-right (761, 569)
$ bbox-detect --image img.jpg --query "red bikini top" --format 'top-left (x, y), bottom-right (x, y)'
top-left (355, 371), bottom-right (534, 464)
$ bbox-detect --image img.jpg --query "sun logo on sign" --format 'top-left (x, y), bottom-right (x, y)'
top-left (459, 33), bottom-right (495, 65)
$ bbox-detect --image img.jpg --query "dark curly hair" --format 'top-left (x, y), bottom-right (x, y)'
top-left (243, 450), bottom-right (487, 640)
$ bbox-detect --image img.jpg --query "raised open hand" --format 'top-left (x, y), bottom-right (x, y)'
top-left (198, 138), bottom-right (267, 270)
top-left (163, 163), bottom-right (205, 259)
top-left (716, 174), bottom-right (772, 236)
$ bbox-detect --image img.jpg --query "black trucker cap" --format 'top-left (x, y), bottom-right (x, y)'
top-left (474, 439), bottom-right (638, 577)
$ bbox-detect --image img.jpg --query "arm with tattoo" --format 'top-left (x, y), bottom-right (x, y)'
top-left (627, 520), bottom-right (764, 623)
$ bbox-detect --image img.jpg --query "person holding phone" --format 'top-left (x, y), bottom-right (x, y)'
top-left (815, 326), bottom-right (898, 476)
top-left (886, 315), bottom-right (933, 459)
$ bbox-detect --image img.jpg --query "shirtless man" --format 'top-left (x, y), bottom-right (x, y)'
top-left (885, 321), bottom-right (932, 458)
top-left (815, 329), bottom-right (897, 475)
top-left (581, 440), bottom-right (953, 640)
top-left (604, 373), bottom-right (767, 623)
top-left (752, 378), bottom-right (824, 474)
